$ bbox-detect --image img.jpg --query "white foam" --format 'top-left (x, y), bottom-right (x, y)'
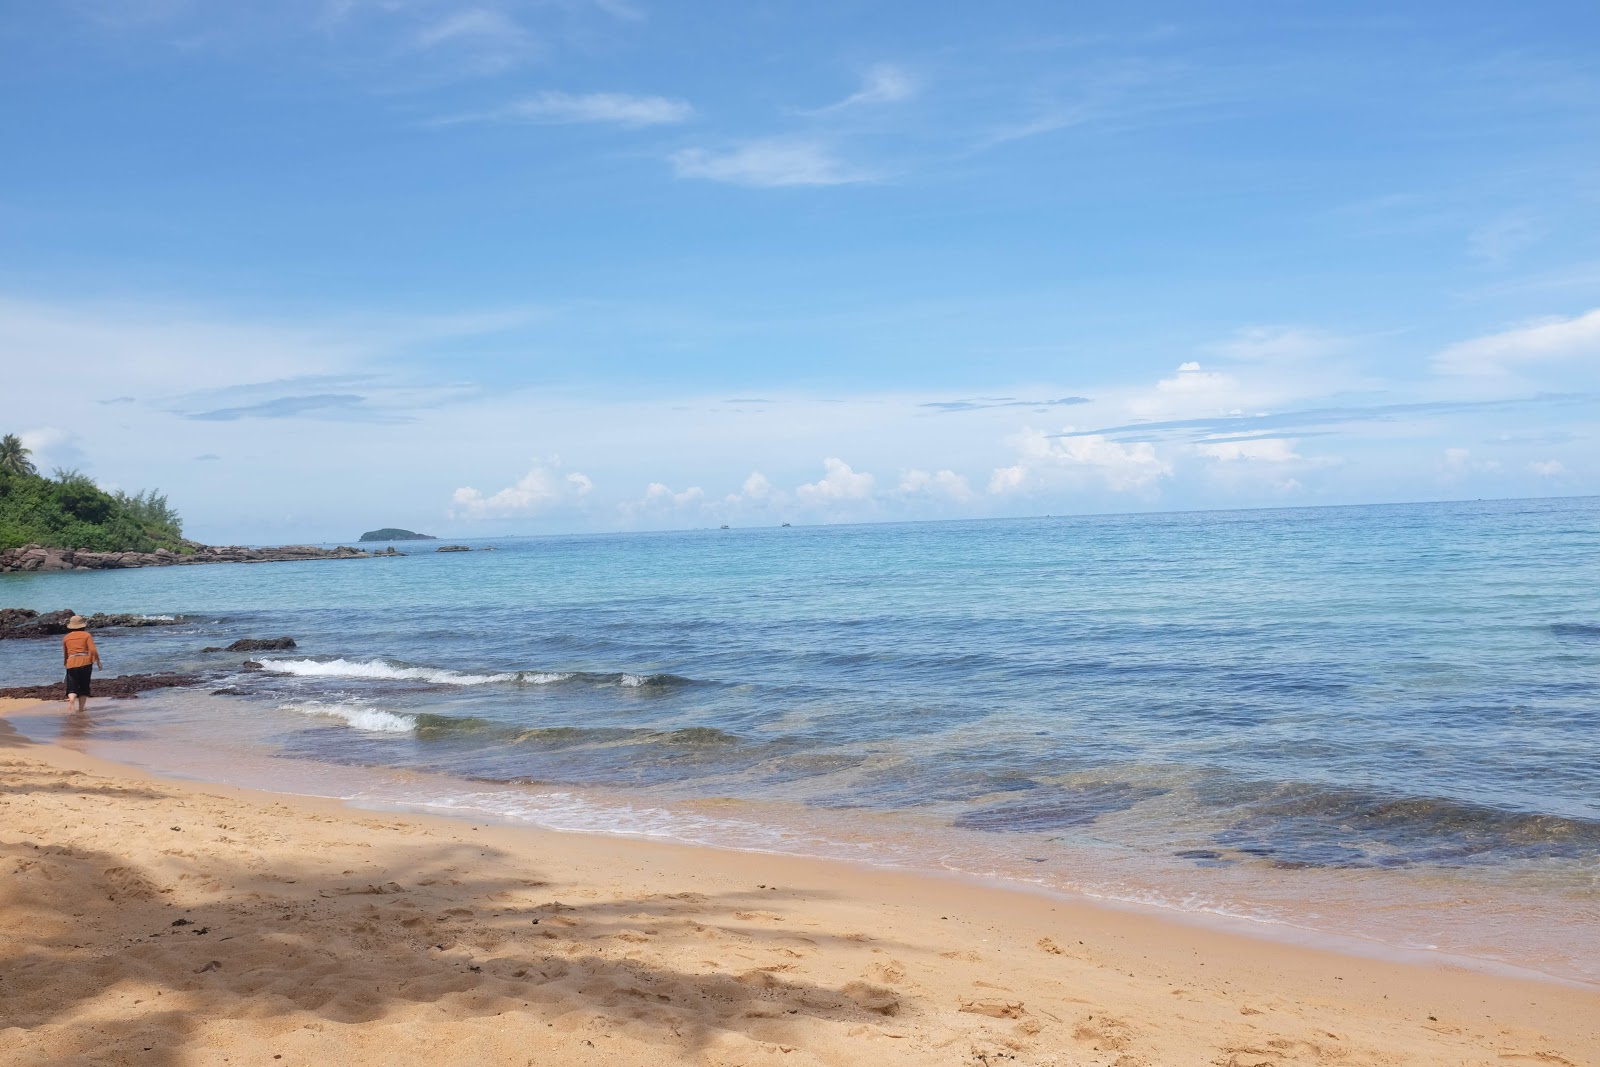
top-left (259, 657), bottom-right (514, 686)
top-left (620, 674), bottom-right (646, 687)
top-left (139, 614), bottom-right (178, 621)
top-left (286, 701), bottom-right (417, 734)
top-left (522, 672), bottom-right (574, 685)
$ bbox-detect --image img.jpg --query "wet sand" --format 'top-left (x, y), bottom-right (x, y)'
top-left (2, 697), bottom-right (1595, 1067)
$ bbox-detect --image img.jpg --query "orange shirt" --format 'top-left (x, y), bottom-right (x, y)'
top-left (63, 630), bottom-right (98, 668)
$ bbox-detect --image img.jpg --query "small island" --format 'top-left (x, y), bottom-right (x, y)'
top-left (358, 528), bottom-right (438, 542)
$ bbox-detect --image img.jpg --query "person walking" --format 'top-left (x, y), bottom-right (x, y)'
top-left (62, 615), bottom-right (101, 713)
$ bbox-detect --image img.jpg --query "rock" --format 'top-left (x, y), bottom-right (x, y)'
top-left (200, 646), bottom-right (223, 653)
top-left (436, 545), bottom-right (472, 552)
top-left (225, 637), bottom-right (296, 652)
top-left (0, 673), bottom-right (202, 700)
top-left (0, 609), bottom-right (186, 640)
top-left (0, 541), bottom-right (374, 573)
top-left (241, 661), bottom-right (264, 671)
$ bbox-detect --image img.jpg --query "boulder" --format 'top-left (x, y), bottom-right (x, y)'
top-left (0, 672), bottom-right (202, 700)
top-left (0, 609), bottom-right (183, 639)
top-left (224, 637), bottom-right (296, 652)
top-left (436, 545), bottom-right (472, 552)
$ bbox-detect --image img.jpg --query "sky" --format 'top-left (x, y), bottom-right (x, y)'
top-left (1, 1), bottom-right (1597, 543)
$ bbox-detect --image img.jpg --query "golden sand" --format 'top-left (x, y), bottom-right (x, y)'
top-left (2, 698), bottom-right (1595, 1066)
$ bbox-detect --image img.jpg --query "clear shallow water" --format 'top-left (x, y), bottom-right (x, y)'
top-left (3, 498), bottom-right (1598, 982)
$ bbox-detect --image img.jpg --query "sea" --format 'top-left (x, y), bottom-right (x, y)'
top-left (2, 497), bottom-right (1597, 984)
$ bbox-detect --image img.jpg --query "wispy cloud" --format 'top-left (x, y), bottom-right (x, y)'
top-left (184, 393), bottom-right (405, 423)
top-left (438, 90), bottom-right (693, 127)
top-left (671, 139), bottom-right (875, 187)
top-left (1055, 394), bottom-right (1594, 443)
top-left (1434, 308), bottom-right (1600, 376)
top-left (921, 396), bottom-right (1090, 413)
top-left (806, 63), bottom-right (918, 114)
top-left (408, 7), bottom-right (534, 75)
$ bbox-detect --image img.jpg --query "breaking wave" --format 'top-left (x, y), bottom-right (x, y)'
top-left (255, 657), bottom-right (695, 690)
top-left (285, 701), bottom-right (418, 734)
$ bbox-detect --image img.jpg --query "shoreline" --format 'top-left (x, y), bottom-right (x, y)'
top-left (4, 698), bottom-right (1596, 1065)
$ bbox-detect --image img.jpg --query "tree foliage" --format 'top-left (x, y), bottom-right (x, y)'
top-left (0, 434), bottom-right (37, 477)
top-left (0, 450), bottom-right (186, 552)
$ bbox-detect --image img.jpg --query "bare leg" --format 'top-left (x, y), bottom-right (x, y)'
top-left (75, 694), bottom-right (88, 714)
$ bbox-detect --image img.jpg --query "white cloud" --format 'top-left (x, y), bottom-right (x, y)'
top-left (644, 482), bottom-right (703, 507)
top-left (445, 91), bottom-right (693, 127)
top-left (989, 429), bottom-right (1170, 495)
top-left (450, 464), bottom-right (592, 518)
top-left (670, 139), bottom-right (874, 187)
top-left (740, 471), bottom-right (772, 499)
top-left (1529, 459), bottom-right (1566, 477)
top-left (1434, 307), bottom-right (1600, 376)
top-left (899, 468), bottom-right (974, 501)
top-left (1194, 438), bottom-right (1301, 463)
top-left (809, 63), bottom-right (917, 112)
top-left (796, 457), bottom-right (875, 503)
top-left (1440, 447), bottom-right (1501, 482)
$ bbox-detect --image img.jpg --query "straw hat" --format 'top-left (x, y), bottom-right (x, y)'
top-left (66, 615), bottom-right (89, 630)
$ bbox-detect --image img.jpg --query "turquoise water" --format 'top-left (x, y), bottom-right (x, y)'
top-left (3, 497), bottom-right (1598, 980)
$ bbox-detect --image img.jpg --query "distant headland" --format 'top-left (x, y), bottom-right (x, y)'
top-left (358, 528), bottom-right (438, 542)
top-left (0, 433), bottom-right (376, 573)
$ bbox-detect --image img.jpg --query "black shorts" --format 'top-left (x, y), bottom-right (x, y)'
top-left (65, 665), bottom-right (93, 696)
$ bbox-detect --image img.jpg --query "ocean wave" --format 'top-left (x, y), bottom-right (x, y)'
top-left (254, 657), bottom-right (695, 690)
top-left (285, 701), bottom-right (417, 734)
top-left (259, 658), bottom-right (516, 686)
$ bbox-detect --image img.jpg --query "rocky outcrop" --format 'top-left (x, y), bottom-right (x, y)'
top-left (0, 608), bottom-right (187, 640)
top-left (223, 637), bottom-right (296, 652)
top-left (436, 545), bottom-right (471, 552)
top-left (0, 673), bottom-right (203, 700)
top-left (0, 542), bottom-right (370, 573)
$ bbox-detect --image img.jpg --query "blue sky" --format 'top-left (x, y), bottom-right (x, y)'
top-left (2, 1), bottom-right (1596, 542)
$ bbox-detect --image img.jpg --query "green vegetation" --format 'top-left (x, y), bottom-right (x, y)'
top-left (359, 527), bottom-right (437, 542)
top-left (0, 437), bottom-right (187, 552)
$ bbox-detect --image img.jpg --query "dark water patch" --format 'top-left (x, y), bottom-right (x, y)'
top-left (1211, 781), bottom-right (1600, 868)
top-left (952, 781), bottom-right (1167, 833)
top-left (651, 726), bottom-right (741, 747)
top-left (1217, 669), bottom-right (1352, 696)
top-left (1550, 622), bottom-right (1600, 639)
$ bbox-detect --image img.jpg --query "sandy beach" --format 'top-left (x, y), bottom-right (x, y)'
top-left (2, 698), bottom-right (1595, 1067)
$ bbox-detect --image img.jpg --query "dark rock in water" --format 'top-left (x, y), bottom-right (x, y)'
top-left (225, 637), bottom-right (296, 652)
top-left (200, 646), bottom-right (224, 653)
top-left (0, 542), bottom-right (371, 573)
top-left (359, 528), bottom-right (437, 542)
top-left (0, 673), bottom-right (202, 700)
top-left (436, 545), bottom-right (471, 552)
top-left (241, 661), bottom-right (264, 671)
top-left (0, 608), bottom-right (186, 640)
top-left (210, 687), bottom-right (247, 696)
top-left (375, 546), bottom-right (405, 556)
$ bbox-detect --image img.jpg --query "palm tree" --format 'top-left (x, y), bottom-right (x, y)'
top-left (0, 434), bottom-right (37, 477)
